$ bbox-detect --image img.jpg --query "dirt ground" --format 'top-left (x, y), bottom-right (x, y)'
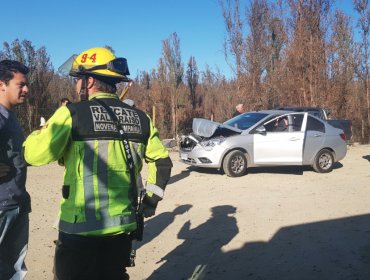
top-left (25, 144), bottom-right (370, 280)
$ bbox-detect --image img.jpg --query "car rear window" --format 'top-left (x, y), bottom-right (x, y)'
top-left (224, 112), bottom-right (269, 130)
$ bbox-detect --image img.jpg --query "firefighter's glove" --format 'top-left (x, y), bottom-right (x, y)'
top-left (140, 194), bottom-right (161, 218)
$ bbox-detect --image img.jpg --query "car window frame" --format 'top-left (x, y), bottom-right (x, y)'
top-left (261, 112), bottom-right (307, 133)
top-left (306, 115), bottom-right (326, 133)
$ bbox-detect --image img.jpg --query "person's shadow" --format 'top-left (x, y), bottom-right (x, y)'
top-left (362, 155), bottom-right (370, 162)
top-left (136, 204), bottom-right (193, 250)
top-left (147, 205), bottom-right (239, 280)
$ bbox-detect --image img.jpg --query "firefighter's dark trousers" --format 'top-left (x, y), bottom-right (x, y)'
top-left (54, 231), bottom-right (131, 280)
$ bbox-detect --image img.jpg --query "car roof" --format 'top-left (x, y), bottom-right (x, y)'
top-left (278, 106), bottom-right (321, 110)
top-left (248, 109), bottom-right (292, 115)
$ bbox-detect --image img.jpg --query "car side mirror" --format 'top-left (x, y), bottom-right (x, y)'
top-left (255, 125), bottom-right (266, 134)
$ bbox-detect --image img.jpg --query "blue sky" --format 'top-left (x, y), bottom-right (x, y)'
top-left (0, 0), bottom-right (360, 80)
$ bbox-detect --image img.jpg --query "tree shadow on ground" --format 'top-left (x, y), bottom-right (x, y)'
top-left (147, 213), bottom-right (370, 280)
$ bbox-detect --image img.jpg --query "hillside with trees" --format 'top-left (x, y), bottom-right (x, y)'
top-left (1, 0), bottom-right (369, 143)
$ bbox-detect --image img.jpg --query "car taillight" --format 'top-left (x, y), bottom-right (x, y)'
top-left (340, 133), bottom-right (346, 141)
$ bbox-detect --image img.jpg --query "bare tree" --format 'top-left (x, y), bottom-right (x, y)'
top-left (354, 0), bottom-right (370, 142)
top-left (245, 0), bottom-right (271, 109)
top-left (186, 56), bottom-right (199, 109)
top-left (220, 0), bottom-right (245, 79)
top-left (285, 0), bottom-right (333, 106)
top-left (153, 58), bottom-right (173, 137)
top-left (2, 3), bottom-right (368, 143)
top-left (161, 32), bottom-right (184, 138)
top-left (327, 10), bottom-right (356, 117)
top-left (264, 1), bottom-right (287, 108)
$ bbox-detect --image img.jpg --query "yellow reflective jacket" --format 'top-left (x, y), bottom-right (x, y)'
top-left (24, 92), bottom-right (172, 236)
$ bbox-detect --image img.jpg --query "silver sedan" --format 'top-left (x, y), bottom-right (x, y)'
top-left (179, 110), bottom-right (347, 177)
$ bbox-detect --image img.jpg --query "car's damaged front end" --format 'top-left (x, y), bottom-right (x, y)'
top-left (179, 118), bottom-right (242, 168)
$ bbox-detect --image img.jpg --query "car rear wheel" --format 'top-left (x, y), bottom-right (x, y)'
top-left (223, 150), bottom-right (247, 177)
top-left (313, 149), bottom-right (334, 173)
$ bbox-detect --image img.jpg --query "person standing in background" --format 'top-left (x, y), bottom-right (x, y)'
top-left (232, 103), bottom-right (244, 117)
top-left (59, 97), bottom-right (71, 106)
top-left (0, 60), bottom-right (31, 280)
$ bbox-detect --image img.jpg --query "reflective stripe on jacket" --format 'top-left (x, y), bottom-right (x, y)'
top-left (24, 92), bottom-right (172, 236)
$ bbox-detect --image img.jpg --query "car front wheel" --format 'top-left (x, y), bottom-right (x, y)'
top-left (313, 149), bottom-right (334, 173)
top-left (223, 150), bottom-right (247, 177)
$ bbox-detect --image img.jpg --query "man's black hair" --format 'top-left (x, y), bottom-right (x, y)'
top-left (0, 60), bottom-right (29, 84)
top-left (60, 97), bottom-right (72, 105)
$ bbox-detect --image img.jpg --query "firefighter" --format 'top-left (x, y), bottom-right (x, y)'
top-left (23, 47), bottom-right (172, 280)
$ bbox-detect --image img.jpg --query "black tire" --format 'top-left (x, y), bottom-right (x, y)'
top-left (222, 150), bottom-right (247, 177)
top-left (313, 149), bottom-right (334, 173)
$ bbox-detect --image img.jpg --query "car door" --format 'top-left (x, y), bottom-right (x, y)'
top-left (302, 115), bottom-right (326, 164)
top-left (253, 113), bottom-right (307, 165)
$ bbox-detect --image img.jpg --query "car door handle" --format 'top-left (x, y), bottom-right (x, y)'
top-left (289, 137), bottom-right (300, 141)
top-left (313, 134), bottom-right (322, 137)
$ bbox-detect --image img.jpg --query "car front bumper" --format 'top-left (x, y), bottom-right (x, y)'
top-left (179, 145), bottom-right (223, 168)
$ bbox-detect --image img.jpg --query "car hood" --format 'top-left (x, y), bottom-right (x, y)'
top-left (192, 118), bottom-right (242, 138)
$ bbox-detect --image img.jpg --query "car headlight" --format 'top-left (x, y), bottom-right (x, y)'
top-left (200, 138), bottom-right (226, 151)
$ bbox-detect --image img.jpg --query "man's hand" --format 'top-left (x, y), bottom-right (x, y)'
top-left (139, 194), bottom-right (160, 218)
top-left (0, 163), bottom-right (11, 178)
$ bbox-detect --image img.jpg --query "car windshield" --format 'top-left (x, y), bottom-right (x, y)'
top-left (224, 112), bottom-right (269, 130)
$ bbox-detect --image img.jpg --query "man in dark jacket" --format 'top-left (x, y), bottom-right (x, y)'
top-left (0, 60), bottom-right (31, 279)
